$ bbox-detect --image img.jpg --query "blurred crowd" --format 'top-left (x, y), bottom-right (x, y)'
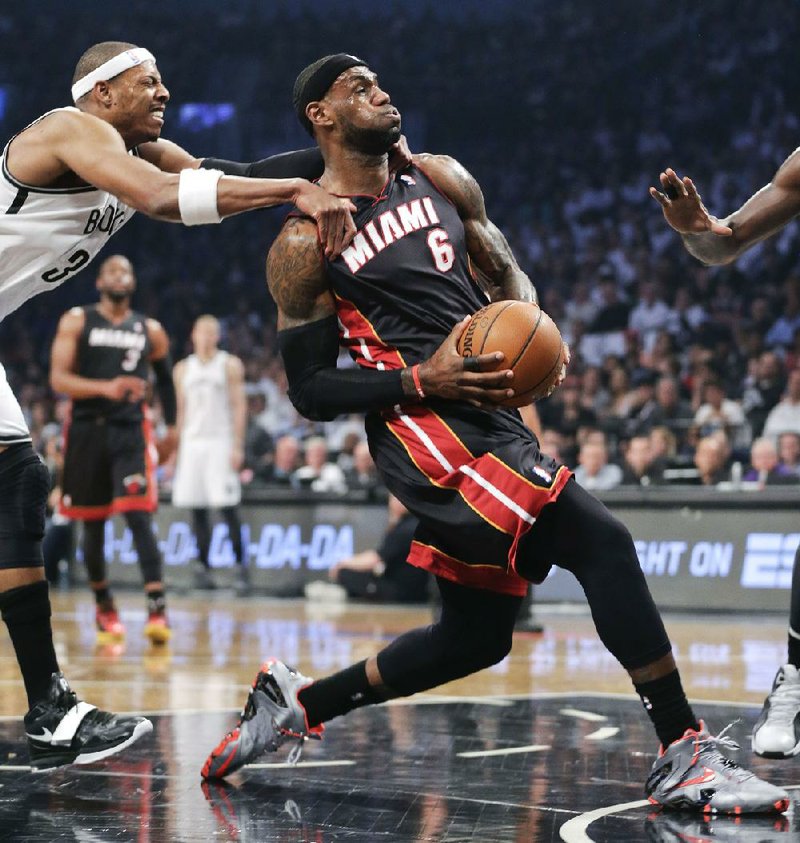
top-left (5, 0), bottom-right (800, 494)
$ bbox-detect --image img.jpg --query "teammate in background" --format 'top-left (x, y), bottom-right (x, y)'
top-left (172, 315), bottom-right (248, 593)
top-left (651, 153), bottom-right (800, 760)
top-left (0, 35), bottom-right (370, 770)
top-left (202, 54), bottom-right (788, 814)
top-left (50, 255), bottom-right (174, 644)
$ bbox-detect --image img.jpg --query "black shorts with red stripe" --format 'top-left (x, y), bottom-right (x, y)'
top-left (59, 415), bottom-right (158, 521)
top-left (365, 400), bottom-right (572, 597)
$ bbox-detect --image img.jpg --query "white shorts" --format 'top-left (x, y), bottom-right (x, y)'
top-left (0, 362), bottom-right (31, 444)
top-left (172, 437), bottom-right (241, 508)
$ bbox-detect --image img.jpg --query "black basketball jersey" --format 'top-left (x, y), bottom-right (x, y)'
top-left (71, 305), bottom-right (152, 422)
top-left (324, 164), bottom-right (489, 370)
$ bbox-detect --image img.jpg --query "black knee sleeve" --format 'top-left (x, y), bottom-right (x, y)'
top-left (124, 510), bottom-right (163, 585)
top-left (82, 520), bottom-right (107, 584)
top-left (377, 578), bottom-right (519, 696)
top-left (192, 508), bottom-right (212, 566)
top-left (220, 507), bottom-right (243, 564)
top-left (0, 444), bottom-right (49, 568)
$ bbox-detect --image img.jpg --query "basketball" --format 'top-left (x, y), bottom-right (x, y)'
top-left (456, 300), bottom-right (564, 406)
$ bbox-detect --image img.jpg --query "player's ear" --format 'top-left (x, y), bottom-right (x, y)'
top-left (94, 80), bottom-right (114, 107)
top-left (306, 101), bottom-right (333, 131)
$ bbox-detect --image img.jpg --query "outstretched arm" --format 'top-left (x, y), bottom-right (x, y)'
top-left (413, 153), bottom-right (537, 303)
top-left (651, 149), bottom-right (800, 265)
top-left (12, 111), bottom-right (355, 257)
top-left (268, 218), bottom-right (515, 420)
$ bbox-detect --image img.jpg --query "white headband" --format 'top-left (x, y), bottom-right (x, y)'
top-left (71, 47), bottom-right (156, 103)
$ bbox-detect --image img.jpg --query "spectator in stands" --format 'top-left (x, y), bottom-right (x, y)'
top-left (765, 281), bottom-right (800, 349)
top-left (344, 441), bottom-right (382, 496)
top-left (763, 369), bottom-right (800, 440)
top-left (742, 351), bottom-right (786, 437)
top-left (620, 435), bottom-right (665, 486)
top-left (778, 432), bottom-right (800, 477)
top-left (650, 425), bottom-right (679, 464)
top-left (580, 268), bottom-right (630, 366)
top-left (293, 436), bottom-right (347, 495)
top-left (263, 434), bottom-right (301, 487)
top-left (693, 378), bottom-right (749, 450)
top-left (743, 437), bottom-right (798, 488)
top-left (628, 281), bottom-right (677, 353)
top-left (573, 437), bottom-right (622, 490)
top-left (539, 428), bottom-right (564, 463)
top-left (538, 375), bottom-right (596, 466)
top-left (648, 376), bottom-right (694, 448)
top-left (693, 434), bottom-right (731, 487)
top-left (623, 368), bottom-right (660, 436)
top-left (243, 392), bottom-right (274, 484)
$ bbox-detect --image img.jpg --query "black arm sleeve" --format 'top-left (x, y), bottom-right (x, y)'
top-left (201, 148), bottom-right (324, 181)
top-left (151, 356), bottom-right (177, 425)
top-left (277, 316), bottom-right (407, 422)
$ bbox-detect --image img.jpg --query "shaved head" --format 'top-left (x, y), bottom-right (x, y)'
top-left (72, 41), bottom-right (139, 87)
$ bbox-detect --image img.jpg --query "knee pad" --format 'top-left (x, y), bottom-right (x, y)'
top-left (0, 451), bottom-right (49, 567)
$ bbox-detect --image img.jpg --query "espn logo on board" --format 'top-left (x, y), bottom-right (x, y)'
top-left (740, 533), bottom-right (800, 589)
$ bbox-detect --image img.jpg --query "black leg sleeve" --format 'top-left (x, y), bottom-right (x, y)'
top-left (376, 578), bottom-right (521, 696)
top-left (82, 520), bottom-right (107, 585)
top-left (516, 479), bottom-right (671, 671)
top-left (124, 510), bottom-right (163, 585)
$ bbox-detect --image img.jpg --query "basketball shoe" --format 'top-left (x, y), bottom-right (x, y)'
top-left (25, 672), bottom-right (153, 770)
top-left (646, 721), bottom-right (789, 814)
top-left (95, 605), bottom-right (125, 642)
top-left (144, 611), bottom-right (172, 644)
top-left (201, 659), bottom-right (323, 779)
top-left (752, 664), bottom-right (800, 758)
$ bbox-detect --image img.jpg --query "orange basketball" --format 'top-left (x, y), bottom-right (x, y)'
top-left (456, 300), bottom-right (564, 407)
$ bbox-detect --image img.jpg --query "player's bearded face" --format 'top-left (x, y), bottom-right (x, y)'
top-left (340, 117), bottom-right (401, 156)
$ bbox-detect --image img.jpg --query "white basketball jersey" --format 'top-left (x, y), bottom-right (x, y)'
top-left (0, 107), bottom-right (136, 323)
top-left (180, 351), bottom-right (233, 440)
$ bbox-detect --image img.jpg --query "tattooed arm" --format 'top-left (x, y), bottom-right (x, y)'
top-left (414, 154), bottom-right (537, 303)
top-left (268, 218), bottom-right (516, 418)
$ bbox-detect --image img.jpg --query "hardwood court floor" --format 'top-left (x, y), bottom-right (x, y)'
top-left (0, 591), bottom-right (797, 842)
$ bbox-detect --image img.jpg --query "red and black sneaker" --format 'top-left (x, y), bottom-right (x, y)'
top-left (201, 659), bottom-right (322, 779)
top-left (96, 605), bottom-right (126, 642)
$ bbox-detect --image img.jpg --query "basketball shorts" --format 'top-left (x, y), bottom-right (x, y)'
top-left (172, 437), bottom-right (241, 508)
top-left (59, 415), bottom-right (157, 520)
top-left (0, 362), bottom-right (32, 445)
top-left (366, 401), bottom-right (572, 596)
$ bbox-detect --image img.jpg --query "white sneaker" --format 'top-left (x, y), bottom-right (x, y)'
top-left (303, 581), bottom-right (347, 603)
top-left (752, 664), bottom-right (800, 758)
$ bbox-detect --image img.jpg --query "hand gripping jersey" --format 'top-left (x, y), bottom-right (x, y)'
top-left (71, 305), bottom-right (152, 424)
top-left (0, 108), bottom-right (136, 323)
top-left (323, 164), bottom-right (571, 597)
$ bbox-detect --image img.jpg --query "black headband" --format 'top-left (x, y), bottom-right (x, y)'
top-left (293, 53), bottom-right (368, 136)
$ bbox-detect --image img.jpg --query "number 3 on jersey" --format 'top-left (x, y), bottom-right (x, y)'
top-left (427, 229), bottom-right (455, 272)
top-left (42, 249), bottom-right (90, 284)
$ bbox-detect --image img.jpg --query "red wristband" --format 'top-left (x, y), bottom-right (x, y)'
top-left (411, 364), bottom-right (426, 399)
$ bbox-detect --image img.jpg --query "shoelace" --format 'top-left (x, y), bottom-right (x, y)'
top-left (696, 721), bottom-right (746, 774)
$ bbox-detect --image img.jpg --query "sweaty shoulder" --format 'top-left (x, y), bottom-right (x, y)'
top-left (267, 216), bottom-right (332, 327)
top-left (412, 153), bottom-right (484, 219)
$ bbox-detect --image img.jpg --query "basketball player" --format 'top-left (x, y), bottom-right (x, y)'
top-left (202, 55), bottom-right (787, 814)
top-left (50, 255), bottom-right (174, 643)
top-left (651, 158), bottom-right (800, 760)
top-left (172, 315), bottom-right (248, 593)
top-left (0, 39), bottom-right (363, 770)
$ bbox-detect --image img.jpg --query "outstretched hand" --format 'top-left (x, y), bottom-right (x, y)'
top-left (650, 168), bottom-right (733, 237)
top-left (417, 317), bottom-right (515, 409)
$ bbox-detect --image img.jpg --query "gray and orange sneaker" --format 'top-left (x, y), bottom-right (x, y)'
top-left (201, 659), bottom-right (323, 779)
top-left (646, 721), bottom-right (789, 814)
